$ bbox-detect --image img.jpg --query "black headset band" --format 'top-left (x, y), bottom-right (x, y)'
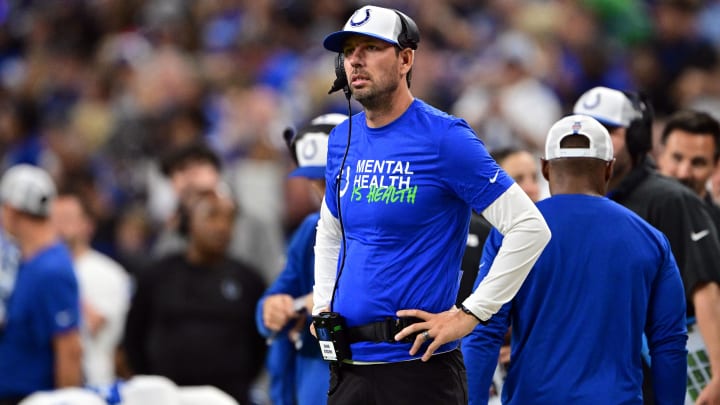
top-left (393, 10), bottom-right (419, 50)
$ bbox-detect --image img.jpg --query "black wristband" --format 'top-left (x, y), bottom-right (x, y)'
top-left (460, 304), bottom-right (488, 325)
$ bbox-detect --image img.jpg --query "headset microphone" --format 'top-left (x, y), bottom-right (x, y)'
top-left (328, 53), bottom-right (351, 100)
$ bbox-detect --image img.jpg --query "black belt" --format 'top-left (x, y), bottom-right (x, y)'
top-left (347, 317), bottom-right (423, 343)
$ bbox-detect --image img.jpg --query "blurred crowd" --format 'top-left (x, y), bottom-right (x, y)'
top-left (0, 0), bottom-right (718, 274)
top-left (0, 0), bottom-right (720, 402)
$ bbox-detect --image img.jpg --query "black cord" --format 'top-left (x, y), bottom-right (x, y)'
top-left (329, 94), bottom-right (352, 312)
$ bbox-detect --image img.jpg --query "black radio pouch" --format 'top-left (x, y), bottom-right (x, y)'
top-left (313, 311), bottom-right (352, 362)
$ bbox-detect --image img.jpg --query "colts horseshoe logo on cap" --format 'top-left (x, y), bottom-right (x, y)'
top-left (582, 92), bottom-right (601, 110)
top-left (349, 8), bottom-right (371, 27)
top-left (301, 138), bottom-right (318, 160)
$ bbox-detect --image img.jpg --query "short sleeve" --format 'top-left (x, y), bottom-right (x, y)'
top-left (438, 120), bottom-right (514, 214)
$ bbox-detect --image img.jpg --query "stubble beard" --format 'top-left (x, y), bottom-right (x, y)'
top-left (353, 75), bottom-right (400, 112)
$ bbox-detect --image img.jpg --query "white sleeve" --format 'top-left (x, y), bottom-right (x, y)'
top-left (312, 198), bottom-right (342, 315)
top-left (461, 183), bottom-right (551, 321)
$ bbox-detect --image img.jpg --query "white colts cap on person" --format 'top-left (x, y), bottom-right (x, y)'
top-left (323, 5), bottom-right (415, 52)
top-left (573, 86), bottom-right (641, 128)
top-left (286, 113), bottom-right (348, 180)
top-left (0, 164), bottom-right (57, 217)
top-left (545, 114), bottom-right (614, 162)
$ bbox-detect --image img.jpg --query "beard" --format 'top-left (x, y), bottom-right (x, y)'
top-left (351, 70), bottom-right (401, 111)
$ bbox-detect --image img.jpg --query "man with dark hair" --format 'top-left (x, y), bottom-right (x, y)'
top-left (575, 86), bottom-right (720, 404)
top-left (658, 109), bottom-right (720, 230)
top-left (124, 188), bottom-right (266, 405)
top-left (158, 142), bottom-right (222, 180)
top-left (315, 5), bottom-right (550, 404)
top-left (152, 141), bottom-right (283, 282)
top-left (463, 114), bottom-right (687, 404)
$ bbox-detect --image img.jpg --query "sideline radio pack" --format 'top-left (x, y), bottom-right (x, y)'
top-left (313, 312), bottom-right (352, 362)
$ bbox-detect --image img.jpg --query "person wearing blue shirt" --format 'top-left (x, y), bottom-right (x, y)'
top-left (463, 114), bottom-right (688, 405)
top-left (256, 113), bottom-right (346, 405)
top-left (314, 5), bottom-right (551, 404)
top-left (0, 164), bottom-right (82, 404)
top-left (574, 86), bottom-right (720, 405)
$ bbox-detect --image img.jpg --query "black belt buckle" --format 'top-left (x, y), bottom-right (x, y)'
top-left (396, 317), bottom-right (421, 343)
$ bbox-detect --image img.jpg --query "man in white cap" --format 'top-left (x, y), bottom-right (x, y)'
top-left (314, 5), bottom-right (550, 404)
top-left (0, 164), bottom-right (82, 404)
top-left (575, 87), bottom-right (720, 404)
top-left (463, 114), bottom-right (688, 404)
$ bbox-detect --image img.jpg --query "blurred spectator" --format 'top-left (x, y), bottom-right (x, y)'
top-left (453, 30), bottom-right (561, 153)
top-left (543, 1), bottom-right (634, 109)
top-left (631, 0), bottom-right (719, 116)
top-left (150, 140), bottom-right (283, 282)
top-left (0, 164), bottom-right (82, 404)
top-left (123, 187), bottom-right (266, 405)
top-left (51, 190), bottom-right (131, 387)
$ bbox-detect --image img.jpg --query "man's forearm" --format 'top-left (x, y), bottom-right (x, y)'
top-left (313, 199), bottom-right (341, 314)
top-left (54, 330), bottom-right (83, 388)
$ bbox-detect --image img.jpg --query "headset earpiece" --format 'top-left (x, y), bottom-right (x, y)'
top-left (328, 53), bottom-right (350, 99)
top-left (622, 91), bottom-right (654, 164)
top-left (393, 10), bottom-right (420, 50)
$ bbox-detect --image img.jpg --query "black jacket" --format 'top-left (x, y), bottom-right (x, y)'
top-left (610, 158), bottom-right (720, 315)
top-left (123, 254), bottom-right (266, 404)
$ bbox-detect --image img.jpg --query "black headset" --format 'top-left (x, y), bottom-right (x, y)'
top-left (622, 90), bottom-right (654, 165)
top-left (328, 9), bottom-right (420, 98)
top-left (283, 123), bottom-right (336, 166)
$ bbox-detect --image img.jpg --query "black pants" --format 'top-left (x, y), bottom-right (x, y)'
top-left (0, 398), bottom-right (23, 405)
top-left (328, 349), bottom-right (467, 405)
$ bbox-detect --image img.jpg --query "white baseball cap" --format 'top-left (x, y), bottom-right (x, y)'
top-left (0, 164), bottom-right (56, 217)
top-left (285, 113), bottom-right (347, 179)
top-left (545, 114), bottom-right (614, 162)
top-left (573, 86), bottom-right (641, 128)
top-left (323, 5), bottom-right (416, 52)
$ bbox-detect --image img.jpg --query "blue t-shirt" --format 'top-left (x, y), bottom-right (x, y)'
top-left (256, 212), bottom-right (328, 405)
top-left (324, 99), bottom-right (513, 362)
top-left (463, 194), bottom-right (688, 405)
top-left (0, 242), bottom-right (80, 398)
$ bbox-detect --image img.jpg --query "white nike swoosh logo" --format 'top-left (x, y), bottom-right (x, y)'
top-left (691, 229), bottom-right (710, 242)
top-left (489, 169), bottom-right (500, 184)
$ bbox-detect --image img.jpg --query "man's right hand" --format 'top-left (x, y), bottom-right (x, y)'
top-left (310, 307), bottom-right (330, 339)
top-left (262, 294), bottom-right (297, 332)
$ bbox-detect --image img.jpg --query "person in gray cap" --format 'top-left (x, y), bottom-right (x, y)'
top-left (0, 164), bottom-right (82, 404)
top-left (314, 5), bottom-right (550, 404)
top-left (462, 114), bottom-right (687, 405)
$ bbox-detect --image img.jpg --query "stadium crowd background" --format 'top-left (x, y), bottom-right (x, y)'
top-left (1, 0), bottom-right (720, 400)
top-left (0, 0), bottom-right (719, 269)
